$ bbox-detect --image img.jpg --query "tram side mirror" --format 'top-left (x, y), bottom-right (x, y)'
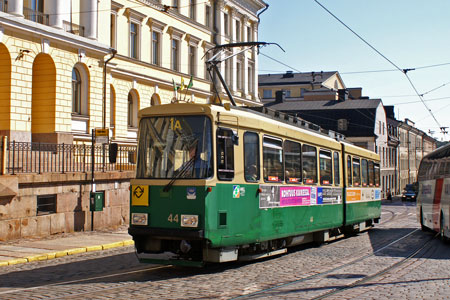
top-left (232, 133), bottom-right (239, 145)
top-left (109, 143), bottom-right (118, 163)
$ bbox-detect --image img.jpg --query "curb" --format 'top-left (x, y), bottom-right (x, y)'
top-left (0, 239), bottom-right (134, 267)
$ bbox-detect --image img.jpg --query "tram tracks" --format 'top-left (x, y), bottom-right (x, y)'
top-left (0, 264), bottom-right (170, 299)
top-left (379, 203), bottom-right (416, 226)
top-left (0, 203), bottom-right (425, 300)
top-left (230, 230), bottom-right (437, 300)
top-left (309, 232), bottom-right (438, 300)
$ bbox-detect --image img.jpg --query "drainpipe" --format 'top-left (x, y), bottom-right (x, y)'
top-left (257, 3), bottom-right (269, 23)
top-left (103, 49), bottom-right (117, 130)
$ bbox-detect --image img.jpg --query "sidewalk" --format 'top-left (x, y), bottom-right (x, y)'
top-left (0, 228), bottom-right (134, 267)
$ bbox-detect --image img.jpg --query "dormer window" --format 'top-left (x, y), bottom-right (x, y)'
top-left (338, 119), bottom-right (348, 131)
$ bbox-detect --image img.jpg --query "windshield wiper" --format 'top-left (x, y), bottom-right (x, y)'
top-left (163, 140), bottom-right (198, 192)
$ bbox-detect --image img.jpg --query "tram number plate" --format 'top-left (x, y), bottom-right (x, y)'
top-left (168, 214), bottom-right (179, 223)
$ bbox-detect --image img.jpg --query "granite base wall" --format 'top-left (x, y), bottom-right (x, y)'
top-left (0, 171), bottom-right (133, 241)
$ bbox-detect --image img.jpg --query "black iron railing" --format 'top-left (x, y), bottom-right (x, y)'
top-left (23, 7), bottom-right (49, 25)
top-left (6, 141), bottom-right (136, 174)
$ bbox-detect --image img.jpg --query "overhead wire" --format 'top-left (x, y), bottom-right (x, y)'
top-left (261, 62), bottom-right (450, 76)
top-left (420, 80), bottom-right (450, 96)
top-left (313, 0), bottom-right (445, 134)
top-left (258, 52), bottom-right (302, 73)
top-left (341, 62), bottom-right (450, 75)
top-left (313, 0), bottom-right (403, 73)
top-left (416, 102), bottom-right (450, 123)
top-left (388, 96), bottom-right (450, 105)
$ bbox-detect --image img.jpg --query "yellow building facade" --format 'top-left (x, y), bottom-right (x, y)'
top-left (0, 0), bottom-right (266, 144)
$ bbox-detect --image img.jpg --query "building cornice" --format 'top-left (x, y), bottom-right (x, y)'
top-left (224, 0), bottom-right (265, 22)
top-left (0, 12), bottom-right (110, 56)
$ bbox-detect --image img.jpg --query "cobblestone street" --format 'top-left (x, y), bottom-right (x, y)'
top-left (0, 201), bottom-right (448, 300)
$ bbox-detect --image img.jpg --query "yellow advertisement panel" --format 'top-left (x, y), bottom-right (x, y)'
top-left (346, 189), bottom-right (361, 202)
top-left (131, 185), bottom-right (149, 206)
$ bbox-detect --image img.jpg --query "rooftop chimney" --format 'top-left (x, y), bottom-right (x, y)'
top-left (338, 89), bottom-right (348, 101)
top-left (348, 88), bottom-right (362, 99)
top-left (275, 90), bottom-right (286, 103)
top-left (282, 71), bottom-right (294, 78)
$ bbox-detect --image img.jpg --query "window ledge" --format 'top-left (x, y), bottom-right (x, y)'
top-left (71, 113), bottom-right (90, 121)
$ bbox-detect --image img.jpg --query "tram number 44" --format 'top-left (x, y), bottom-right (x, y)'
top-left (168, 214), bottom-right (179, 223)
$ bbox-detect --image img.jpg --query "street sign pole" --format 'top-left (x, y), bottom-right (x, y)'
top-left (91, 129), bottom-right (95, 231)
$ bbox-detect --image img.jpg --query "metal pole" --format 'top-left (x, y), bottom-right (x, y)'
top-left (102, 49), bottom-right (117, 130)
top-left (210, 63), bottom-right (237, 106)
top-left (38, 142), bottom-right (41, 174)
top-left (62, 143), bottom-right (65, 174)
top-left (102, 143), bottom-right (105, 172)
top-left (91, 129), bottom-right (95, 231)
top-left (11, 140), bottom-right (15, 175)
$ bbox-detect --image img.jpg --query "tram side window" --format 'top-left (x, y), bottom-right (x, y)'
top-left (374, 163), bottom-right (380, 187)
top-left (334, 152), bottom-right (340, 186)
top-left (244, 132), bottom-right (260, 182)
top-left (445, 161), bottom-right (450, 177)
top-left (418, 161), bottom-right (430, 181)
top-left (217, 128), bottom-right (235, 180)
top-left (430, 161), bottom-right (439, 179)
top-left (368, 161), bottom-right (375, 187)
top-left (263, 137), bottom-right (283, 182)
top-left (284, 140), bottom-right (302, 183)
top-left (352, 157), bottom-right (361, 186)
top-left (347, 156), bottom-right (352, 186)
top-left (361, 159), bottom-right (368, 187)
top-left (319, 150), bottom-right (332, 185)
top-left (438, 161), bottom-right (446, 178)
top-left (302, 144), bottom-right (317, 184)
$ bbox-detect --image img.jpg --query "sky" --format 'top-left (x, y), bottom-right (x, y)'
top-left (258, 0), bottom-right (450, 141)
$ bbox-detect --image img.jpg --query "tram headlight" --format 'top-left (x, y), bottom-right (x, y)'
top-left (181, 215), bottom-right (198, 228)
top-left (131, 213), bottom-right (148, 226)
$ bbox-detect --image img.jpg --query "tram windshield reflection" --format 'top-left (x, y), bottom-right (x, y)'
top-left (136, 116), bottom-right (213, 179)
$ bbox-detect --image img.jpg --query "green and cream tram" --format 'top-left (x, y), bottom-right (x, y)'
top-left (128, 103), bottom-right (381, 266)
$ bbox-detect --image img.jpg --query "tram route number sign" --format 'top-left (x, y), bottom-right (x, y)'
top-left (95, 128), bottom-right (109, 144)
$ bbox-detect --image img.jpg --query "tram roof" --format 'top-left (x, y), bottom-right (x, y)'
top-left (138, 102), bottom-right (344, 142)
top-left (138, 103), bottom-right (379, 161)
top-left (423, 142), bottom-right (450, 160)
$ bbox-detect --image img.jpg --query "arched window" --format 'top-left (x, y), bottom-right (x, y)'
top-left (127, 93), bottom-right (133, 127)
top-left (151, 93), bottom-right (161, 106)
top-left (127, 90), bottom-right (138, 128)
top-left (71, 64), bottom-right (88, 117)
top-left (72, 68), bottom-right (82, 114)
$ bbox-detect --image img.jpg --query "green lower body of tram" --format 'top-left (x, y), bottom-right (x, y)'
top-left (128, 183), bottom-right (381, 267)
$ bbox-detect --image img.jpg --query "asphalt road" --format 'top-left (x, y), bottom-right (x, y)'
top-left (0, 201), bottom-right (448, 300)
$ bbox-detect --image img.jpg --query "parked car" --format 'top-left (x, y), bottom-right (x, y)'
top-left (402, 184), bottom-right (417, 201)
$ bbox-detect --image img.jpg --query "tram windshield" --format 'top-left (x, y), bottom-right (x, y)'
top-left (136, 116), bottom-right (213, 179)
